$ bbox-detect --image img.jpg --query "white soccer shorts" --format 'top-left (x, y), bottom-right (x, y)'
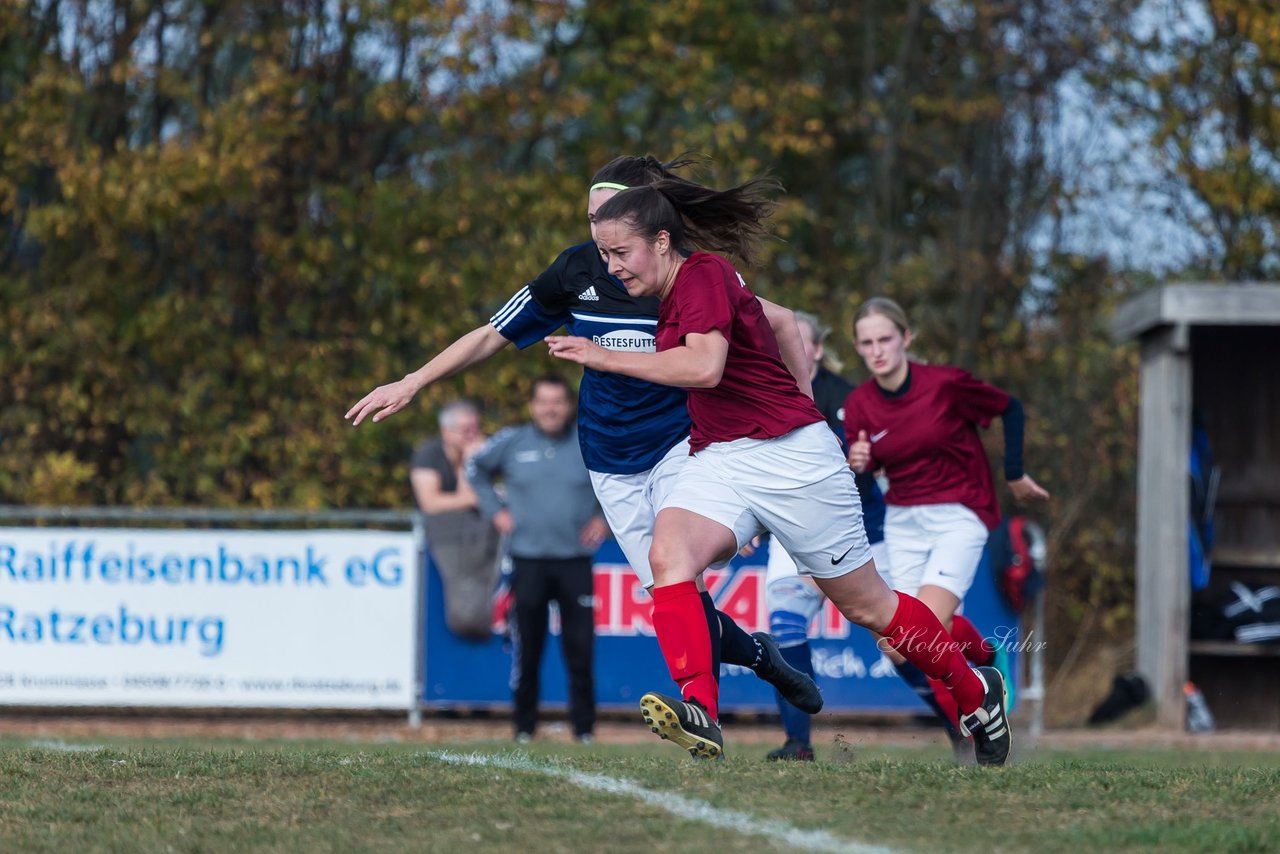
top-left (883, 502), bottom-right (990, 600)
top-left (767, 537), bottom-right (891, 618)
top-left (588, 437), bottom-right (692, 589)
top-left (660, 421), bottom-right (873, 580)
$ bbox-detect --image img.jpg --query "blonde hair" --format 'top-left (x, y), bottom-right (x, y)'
top-left (853, 297), bottom-right (911, 336)
top-left (793, 309), bottom-right (844, 374)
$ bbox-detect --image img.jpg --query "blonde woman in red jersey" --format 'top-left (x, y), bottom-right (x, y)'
top-left (844, 297), bottom-right (1049, 755)
top-left (546, 183), bottom-right (1013, 766)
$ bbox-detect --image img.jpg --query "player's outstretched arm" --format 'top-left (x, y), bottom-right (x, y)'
top-left (345, 324), bottom-right (510, 425)
top-left (758, 297), bottom-right (814, 399)
top-left (996, 394), bottom-right (1050, 502)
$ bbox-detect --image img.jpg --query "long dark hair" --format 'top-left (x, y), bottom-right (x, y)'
top-left (590, 154), bottom-right (703, 189)
top-left (592, 174), bottom-right (781, 267)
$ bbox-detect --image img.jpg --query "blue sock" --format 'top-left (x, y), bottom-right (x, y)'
top-left (718, 611), bottom-right (763, 668)
top-left (699, 592), bottom-right (723, 684)
top-left (895, 660), bottom-right (960, 738)
top-left (776, 642), bottom-right (814, 744)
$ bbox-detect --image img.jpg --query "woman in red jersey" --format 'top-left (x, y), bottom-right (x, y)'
top-left (844, 296), bottom-right (1049, 752)
top-left (546, 183), bottom-right (1012, 766)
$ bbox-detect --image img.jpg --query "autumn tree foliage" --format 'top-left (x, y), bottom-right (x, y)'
top-left (5, 0), bottom-right (1270, 663)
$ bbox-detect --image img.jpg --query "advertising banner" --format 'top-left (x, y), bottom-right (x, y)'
top-left (0, 528), bottom-right (417, 709)
top-left (423, 539), bottom-right (1024, 714)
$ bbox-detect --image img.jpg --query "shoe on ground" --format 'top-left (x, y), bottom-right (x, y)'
top-left (576, 733), bottom-right (594, 745)
top-left (959, 665), bottom-right (1011, 767)
top-left (766, 738), bottom-right (815, 762)
top-left (639, 692), bottom-right (724, 760)
top-left (751, 631), bottom-right (824, 714)
top-left (514, 732), bottom-right (533, 745)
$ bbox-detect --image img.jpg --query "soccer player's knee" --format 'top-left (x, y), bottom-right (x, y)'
top-left (834, 600), bottom-right (883, 630)
top-left (648, 541), bottom-right (697, 586)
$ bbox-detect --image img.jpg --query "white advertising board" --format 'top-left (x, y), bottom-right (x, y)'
top-left (0, 527), bottom-right (418, 709)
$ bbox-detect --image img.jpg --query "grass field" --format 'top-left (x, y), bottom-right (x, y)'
top-left (3, 730), bottom-right (1279, 853)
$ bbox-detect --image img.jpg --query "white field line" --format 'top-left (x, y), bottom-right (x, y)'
top-left (431, 750), bottom-right (897, 854)
top-left (27, 739), bottom-right (108, 752)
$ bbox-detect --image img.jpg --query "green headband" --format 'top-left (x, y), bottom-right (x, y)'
top-left (589, 181), bottom-right (629, 192)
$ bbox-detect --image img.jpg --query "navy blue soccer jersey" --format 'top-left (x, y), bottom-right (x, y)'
top-left (490, 241), bottom-right (691, 475)
top-left (813, 367), bottom-right (885, 545)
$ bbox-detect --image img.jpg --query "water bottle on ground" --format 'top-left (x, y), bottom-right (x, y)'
top-left (1184, 681), bottom-right (1216, 732)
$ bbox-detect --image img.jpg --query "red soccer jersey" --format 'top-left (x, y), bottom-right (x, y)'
top-left (656, 253), bottom-right (822, 452)
top-left (842, 362), bottom-right (1009, 529)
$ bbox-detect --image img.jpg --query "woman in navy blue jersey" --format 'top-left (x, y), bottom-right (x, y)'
top-left (346, 156), bottom-right (823, 730)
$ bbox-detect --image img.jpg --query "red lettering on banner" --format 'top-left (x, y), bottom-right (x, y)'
top-left (590, 562), bottom-right (853, 639)
top-left (591, 564), bottom-right (654, 636)
top-left (702, 568), bottom-right (730, 599)
top-left (593, 568), bottom-right (613, 632)
top-left (715, 567), bottom-right (767, 634)
top-left (821, 599), bottom-right (852, 639)
top-left (617, 572), bottom-right (654, 635)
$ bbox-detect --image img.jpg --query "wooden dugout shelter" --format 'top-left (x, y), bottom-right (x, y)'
top-left (1114, 283), bottom-right (1280, 731)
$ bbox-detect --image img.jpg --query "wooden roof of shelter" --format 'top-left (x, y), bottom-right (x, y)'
top-left (1113, 283), bottom-right (1280, 343)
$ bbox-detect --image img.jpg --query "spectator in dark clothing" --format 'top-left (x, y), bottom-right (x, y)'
top-left (410, 400), bottom-right (502, 640)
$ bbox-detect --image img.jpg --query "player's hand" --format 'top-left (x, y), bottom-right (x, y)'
top-left (1008, 474), bottom-right (1050, 502)
top-left (848, 430), bottom-right (872, 473)
top-left (345, 376), bottom-right (421, 426)
top-left (579, 516), bottom-right (609, 549)
top-left (546, 335), bottom-right (609, 370)
top-left (737, 535), bottom-right (763, 558)
top-left (493, 508), bottom-right (516, 535)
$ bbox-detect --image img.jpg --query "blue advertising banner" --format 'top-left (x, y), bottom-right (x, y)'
top-left (422, 539), bottom-right (1023, 715)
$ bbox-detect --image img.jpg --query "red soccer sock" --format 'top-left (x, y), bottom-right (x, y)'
top-left (881, 592), bottom-right (984, 714)
top-left (927, 677), bottom-right (961, 734)
top-left (651, 580), bottom-right (719, 721)
top-left (950, 615), bottom-right (996, 667)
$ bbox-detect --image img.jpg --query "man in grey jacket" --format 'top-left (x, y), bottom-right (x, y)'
top-left (468, 375), bottom-right (608, 743)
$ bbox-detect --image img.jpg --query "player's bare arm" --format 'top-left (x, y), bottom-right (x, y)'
top-left (346, 324), bottom-right (510, 425)
top-left (758, 297), bottom-right (814, 399)
top-left (409, 468), bottom-right (481, 514)
top-left (546, 331), bottom-right (728, 388)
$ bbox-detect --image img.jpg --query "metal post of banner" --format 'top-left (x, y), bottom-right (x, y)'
top-left (1020, 522), bottom-right (1049, 738)
top-left (409, 512), bottom-right (426, 728)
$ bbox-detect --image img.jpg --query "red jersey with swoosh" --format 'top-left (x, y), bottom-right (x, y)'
top-left (656, 252), bottom-right (822, 452)
top-left (842, 362), bottom-right (1009, 529)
